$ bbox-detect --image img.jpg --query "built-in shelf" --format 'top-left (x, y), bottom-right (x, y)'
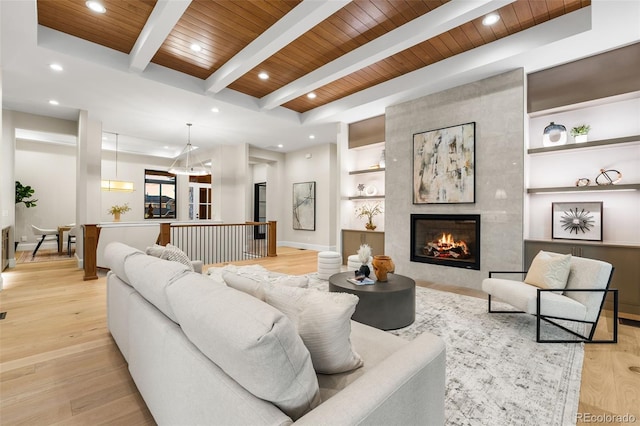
top-left (347, 195), bottom-right (385, 200)
top-left (527, 183), bottom-right (640, 194)
top-left (528, 135), bottom-right (640, 154)
top-left (349, 167), bottom-right (385, 175)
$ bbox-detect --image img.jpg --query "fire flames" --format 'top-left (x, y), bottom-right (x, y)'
top-left (423, 233), bottom-right (471, 259)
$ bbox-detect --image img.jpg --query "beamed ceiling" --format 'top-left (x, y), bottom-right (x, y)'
top-left (36, 0), bottom-right (589, 114)
top-left (3, 0), bottom-right (638, 155)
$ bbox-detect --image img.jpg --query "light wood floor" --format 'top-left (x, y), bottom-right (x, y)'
top-left (1, 248), bottom-right (638, 425)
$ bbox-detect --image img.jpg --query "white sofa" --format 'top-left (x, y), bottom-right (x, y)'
top-left (105, 242), bottom-right (446, 425)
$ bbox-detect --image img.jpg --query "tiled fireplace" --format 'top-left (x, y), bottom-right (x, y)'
top-left (410, 214), bottom-right (481, 270)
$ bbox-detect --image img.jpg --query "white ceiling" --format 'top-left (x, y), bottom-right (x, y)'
top-left (2, 1), bottom-right (639, 158)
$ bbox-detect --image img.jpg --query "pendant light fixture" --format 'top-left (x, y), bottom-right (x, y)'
top-left (101, 132), bottom-right (135, 192)
top-left (169, 123), bottom-right (208, 176)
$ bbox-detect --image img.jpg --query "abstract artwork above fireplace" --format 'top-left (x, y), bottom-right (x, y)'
top-left (410, 214), bottom-right (480, 270)
top-left (412, 122), bottom-right (475, 204)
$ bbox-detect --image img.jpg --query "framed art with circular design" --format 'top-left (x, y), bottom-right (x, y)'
top-left (552, 201), bottom-right (603, 241)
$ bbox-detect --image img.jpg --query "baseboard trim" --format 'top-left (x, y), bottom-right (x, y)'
top-left (277, 241), bottom-right (336, 252)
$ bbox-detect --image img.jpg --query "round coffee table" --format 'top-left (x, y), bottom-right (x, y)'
top-left (328, 271), bottom-right (415, 330)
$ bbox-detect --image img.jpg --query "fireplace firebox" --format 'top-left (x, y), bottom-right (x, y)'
top-left (410, 214), bottom-right (480, 270)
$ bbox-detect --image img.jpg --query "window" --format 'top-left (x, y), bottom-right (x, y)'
top-left (145, 170), bottom-right (176, 219)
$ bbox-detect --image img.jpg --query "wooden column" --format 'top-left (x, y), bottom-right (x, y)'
top-left (158, 223), bottom-right (171, 246)
top-left (83, 224), bottom-right (100, 281)
top-left (267, 221), bottom-right (277, 257)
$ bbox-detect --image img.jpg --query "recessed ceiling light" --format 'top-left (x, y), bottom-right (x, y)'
top-left (49, 63), bottom-right (63, 72)
top-left (258, 72), bottom-right (269, 80)
top-left (482, 13), bottom-right (500, 26)
top-left (49, 100), bottom-right (59, 106)
top-left (307, 92), bottom-right (317, 99)
top-left (164, 146), bottom-right (170, 149)
top-left (309, 135), bottom-right (315, 140)
top-left (277, 144), bottom-right (284, 148)
top-left (211, 107), bottom-right (219, 113)
top-left (86, 1), bottom-right (106, 13)
top-left (190, 43), bottom-right (202, 52)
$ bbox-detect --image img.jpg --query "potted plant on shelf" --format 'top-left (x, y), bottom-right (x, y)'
top-left (355, 202), bottom-right (383, 231)
top-left (107, 203), bottom-right (131, 222)
top-left (570, 124), bottom-right (591, 143)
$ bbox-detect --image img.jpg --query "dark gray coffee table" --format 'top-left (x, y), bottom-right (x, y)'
top-left (328, 272), bottom-right (415, 330)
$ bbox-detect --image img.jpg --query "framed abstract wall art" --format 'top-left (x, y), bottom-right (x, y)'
top-left (552, 201), bottom-right (603, 241)
top-left (413, 122), bottom-right (476, 204)
top-left (292, 181), bottom-right (316, 231)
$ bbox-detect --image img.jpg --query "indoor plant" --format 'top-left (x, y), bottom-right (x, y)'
top-left (355, 202), bottom-right (383, 231)
top-left (15, 181), bottom-right (38, 208)
top-left (15, 181), bottom-right (38, 250)
top-left (570, 124), bottom-right (590, 143)
top-left (107, 203), bottom-right (131, 222)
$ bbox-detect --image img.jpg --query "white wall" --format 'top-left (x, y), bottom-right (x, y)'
top-left (280, 143), bottom-right (338, 251)
top-left (100, 151), bottom-right (174, 223)
top-left (8, 111), bottom-right (78, 252)
top-left (15, 139), bottom-right (76, 247)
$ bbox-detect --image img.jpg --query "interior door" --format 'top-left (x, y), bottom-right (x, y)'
top-left (189, 183), bottom-right (212, 220)
top-left (254, 182), bottom-right (266, 239)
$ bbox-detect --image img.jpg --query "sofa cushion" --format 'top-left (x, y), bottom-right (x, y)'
top-left (104, 242), bottom-right (145, 285)
top-left (124, 253), bottom-right (192, 323)
top-left (166, 275), bottom-right (321, 420)
top-left (524, 250), bottom-right (571, 290)
top-left (265, 286), bottom-right (363, 374)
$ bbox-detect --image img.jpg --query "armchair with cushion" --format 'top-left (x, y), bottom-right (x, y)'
top-left (482, 250), bottom-right (617, 343)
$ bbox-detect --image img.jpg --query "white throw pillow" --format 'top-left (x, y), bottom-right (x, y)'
top-left (160, 243), bottom-right (194, 272)
top-left (524, 251), bottom-right (572, 290)
top-left (167, 277), bottom-right (321, 420)
top-left (223, 271), bottom-right (266, 301)
top-left (265, 285), bottom-right (363, 374)
top-left (269, 275), bottom-right (309, 288)
top-left (145, 244), bottom-right (166, 258)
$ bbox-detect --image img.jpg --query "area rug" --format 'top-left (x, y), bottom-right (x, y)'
top-left (15, 249), bottom-right (75, 264)
top-left (306, 274), bottom-right (584, 426)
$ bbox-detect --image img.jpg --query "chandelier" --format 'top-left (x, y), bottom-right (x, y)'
top-left (169, 123), bottom-right (209, 176)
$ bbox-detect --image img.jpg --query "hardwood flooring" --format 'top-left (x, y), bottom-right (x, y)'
top-left (1, 248), bottom-right (638, 425)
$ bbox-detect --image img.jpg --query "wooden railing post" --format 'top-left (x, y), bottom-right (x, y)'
top-left (83, 224), bottom-right (100, 281)
top-left (268, 221), bottom-right (277, 257)
top-left (158, 223), bottom-right (171, 246)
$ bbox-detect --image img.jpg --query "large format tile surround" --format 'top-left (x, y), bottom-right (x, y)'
top-left (385, 69), bottom-right (525, 290)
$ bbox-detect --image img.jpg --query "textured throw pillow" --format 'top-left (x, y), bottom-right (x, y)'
top-left (160, 243), bottom-right (194, 272)
top-left (269, 275), bottom-right (309, 288)
top-left (524, 251), bottom-right (572, 290)
top-left (265, 286), bottom-right (363, 374)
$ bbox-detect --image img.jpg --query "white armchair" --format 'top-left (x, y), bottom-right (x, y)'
top-left (482, 251), bottom-right (617, 343)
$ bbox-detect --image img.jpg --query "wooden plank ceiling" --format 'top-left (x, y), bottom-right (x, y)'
top-left (37, 0), bottom-right (590, 114)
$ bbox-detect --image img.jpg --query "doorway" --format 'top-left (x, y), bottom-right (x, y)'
top-left (254, 182), bottom-right (266, 239)
top-left (189, 175), bottom-right (212, 220)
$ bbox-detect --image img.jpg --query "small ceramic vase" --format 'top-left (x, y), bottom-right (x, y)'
top-left (358, 264), bottom-right (371, 278)
top-left (372, 255), bottom-right (395, 282)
